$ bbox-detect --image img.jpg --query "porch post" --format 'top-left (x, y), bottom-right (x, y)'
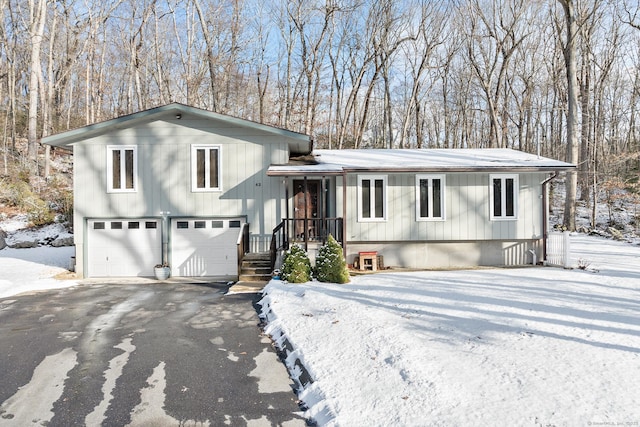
top-left (303, 176), bottom-right (308, 251)
top-left (342, 171), bottom-right (348, 259)
top-left (284, 177), bottom-right (289, 246)
top-left (321, 176), bottom-right (326, 243)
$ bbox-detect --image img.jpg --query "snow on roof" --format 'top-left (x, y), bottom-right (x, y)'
top-left (267, 148), bottom-right (574, 175)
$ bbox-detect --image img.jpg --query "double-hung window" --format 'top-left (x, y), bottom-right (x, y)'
top-left (358, 175), bottom-right (387, 221)
top-left (416, 174), bottom-right (445, 221)
top-left (107, 146), bottom-right (137, 192)
top-left (191, 145), bottom-right (221, 192)
top-left (490, 174), bottom-right (518, 220)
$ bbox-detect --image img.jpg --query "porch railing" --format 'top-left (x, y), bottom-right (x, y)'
top-left (269, 217), bottom-right (343, 270)
top-left (236, 222), bottom-right (250, 277)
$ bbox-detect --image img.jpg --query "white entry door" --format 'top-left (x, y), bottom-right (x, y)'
top-left (87, 219), bottom-right (162, 277)
top-left (170, 218), bottom-right (242, 277)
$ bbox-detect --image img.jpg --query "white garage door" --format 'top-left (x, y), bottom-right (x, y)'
top-left (171, 218), bottom-right (243, 277)
top-left (87, 219), bottom-right (162, 277)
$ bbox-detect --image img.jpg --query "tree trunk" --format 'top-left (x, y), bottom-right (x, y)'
top-left (27, 0), bottom-right (48, 166)
top-left (558, 0), bottom-right (580, 231)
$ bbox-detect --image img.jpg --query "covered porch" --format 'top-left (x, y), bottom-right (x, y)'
top-left (268, 173), bottom-right (346, 269)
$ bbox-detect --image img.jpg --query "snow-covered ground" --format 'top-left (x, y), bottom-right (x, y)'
top-left (259, 235), bottom-right (640, 426)
top-left (0, 215), bottom-right (77, 299)
top-left (1, 212), bottom-right (639, 426)
top-left (0, 246), bottom-right (77, 299)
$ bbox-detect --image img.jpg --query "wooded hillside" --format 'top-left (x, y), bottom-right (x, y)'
top-left (1, 0), bottom-right (639, 230)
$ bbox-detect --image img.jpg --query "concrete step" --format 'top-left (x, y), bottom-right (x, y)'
top-left (239, 273), bottom-right (272, 282)
top-left (239, 252), bottom-right (272, 282)
top-left (241, 266), bottom-right (272, 275)
top-left (242, 252), bottom-right (271, 261)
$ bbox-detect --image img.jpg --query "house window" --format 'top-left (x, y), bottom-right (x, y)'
top-left (191, 145), bottom-right (221, 191)
top-left (358, 175), bottom-right (387, 221)
top-left (416, 174), bottom-right (445, 221)
top-left (490, 174), bottom-right (518, 220)
top-left (107, 146), bottom-right (137, 192)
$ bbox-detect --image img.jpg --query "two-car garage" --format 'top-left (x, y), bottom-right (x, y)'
top-left (86, 217), bottom-right (244, 278)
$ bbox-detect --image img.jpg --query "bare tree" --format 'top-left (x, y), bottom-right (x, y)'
top-left (398, 0), bottom-right (448, 148)
top-left (557, 0), bottom-right (580, 231)
top-left (463, 0), bottom-right (530, 148)
top-left (27, 0), bottom-right (48, 165)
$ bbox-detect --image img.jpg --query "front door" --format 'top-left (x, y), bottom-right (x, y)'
top-left (293, 180), bottom-right (320, 239)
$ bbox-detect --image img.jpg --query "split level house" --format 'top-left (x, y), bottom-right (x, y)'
top-left (43, 103), bottom-right (575, 280)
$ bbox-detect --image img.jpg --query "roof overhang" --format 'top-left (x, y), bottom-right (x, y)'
top-left (42, 103), bottom-right (313, 156)
top-left (267, 148), bottom-right (576, 176)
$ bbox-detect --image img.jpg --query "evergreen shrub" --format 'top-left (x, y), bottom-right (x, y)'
top-left (280, 244), bottom-right (312, 283)
top-left (315, 234), bottom-right (350, 284)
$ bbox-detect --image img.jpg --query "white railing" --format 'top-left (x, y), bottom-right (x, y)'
top-left (546, 231), bottom-right (571, 268)
top-left (250, 234), bottom-right (271, 253)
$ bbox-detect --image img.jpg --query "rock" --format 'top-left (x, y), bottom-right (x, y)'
top-left (10, 240), bottom-right (39, 249)
top-left (608, 227), bottom-right (625, 241)
top-left (51, 236), bottom-right (74, 247)
top-left (0, 235), bottom-right (6, 250)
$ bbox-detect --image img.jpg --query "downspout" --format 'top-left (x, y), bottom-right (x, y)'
top-left (342, 170), bottom-right (348, 259)
top-left (541, 172), bottom-right (559, 263)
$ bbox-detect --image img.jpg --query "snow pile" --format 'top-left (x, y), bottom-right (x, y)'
top-left (0, 246), bottom-right (77, 298)
top-left (259, 235), bottom-right (640, 426)
top-left (0, 214), bottom-right (73, 248)
top-left (0, 215), bottom-right (77, 298)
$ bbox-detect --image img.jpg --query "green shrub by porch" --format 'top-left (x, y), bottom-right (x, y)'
top-left (315, 234), bottom-right (350, 284)
top-left (280, 244), bottom-right (312, 283)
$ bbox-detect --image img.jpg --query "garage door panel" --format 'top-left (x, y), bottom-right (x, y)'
top-left (171, 219), bottom-right (241, 277)
top-left (88, 219), bottom-right (161, 277)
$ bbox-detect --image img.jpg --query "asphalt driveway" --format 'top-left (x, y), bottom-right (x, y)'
top-left (0, 282), bottom-right (306, 426)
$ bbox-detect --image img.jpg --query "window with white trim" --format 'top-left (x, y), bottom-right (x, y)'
top-left (107, 146), bottom-right (137, 192)
top-left (490, 174), bottom-right (518, 220)
top-left (416, 174), bottom-right (445, 220)
top-left (358, 175), bottom-right (387, 221)
top-left (191, 145), bottom-right (221, 191)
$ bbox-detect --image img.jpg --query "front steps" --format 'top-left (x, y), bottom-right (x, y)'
top-left (239, 252), bottom-right (272, 282)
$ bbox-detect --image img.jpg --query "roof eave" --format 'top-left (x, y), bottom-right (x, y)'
top-left (267, 165), bottom-right (575, 176)
top-left (42, 103), bottom-right (312, 153)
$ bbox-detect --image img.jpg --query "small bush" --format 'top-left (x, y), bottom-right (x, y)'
top-left (315, 234), bottom-right (350, 284)
top-left (25, 196), bottom-right (55, 226)
top-left (0, 179), bottom-right (31, 207)
top-left (280, 244), bottom-right (312, 283)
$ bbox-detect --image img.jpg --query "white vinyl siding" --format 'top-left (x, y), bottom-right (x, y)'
top-left (490, 174), bottom-right (518, 220)
top-left (107, 146), bottom-right (137, 192)
top-left (191, 145), bottom-right (221, 191)
top-left (358, 175), bottom-right (387, 222)
top-left (416, 174), bottom-right (445, 221)
top-left (340, 173), bottom-right (543, 243)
